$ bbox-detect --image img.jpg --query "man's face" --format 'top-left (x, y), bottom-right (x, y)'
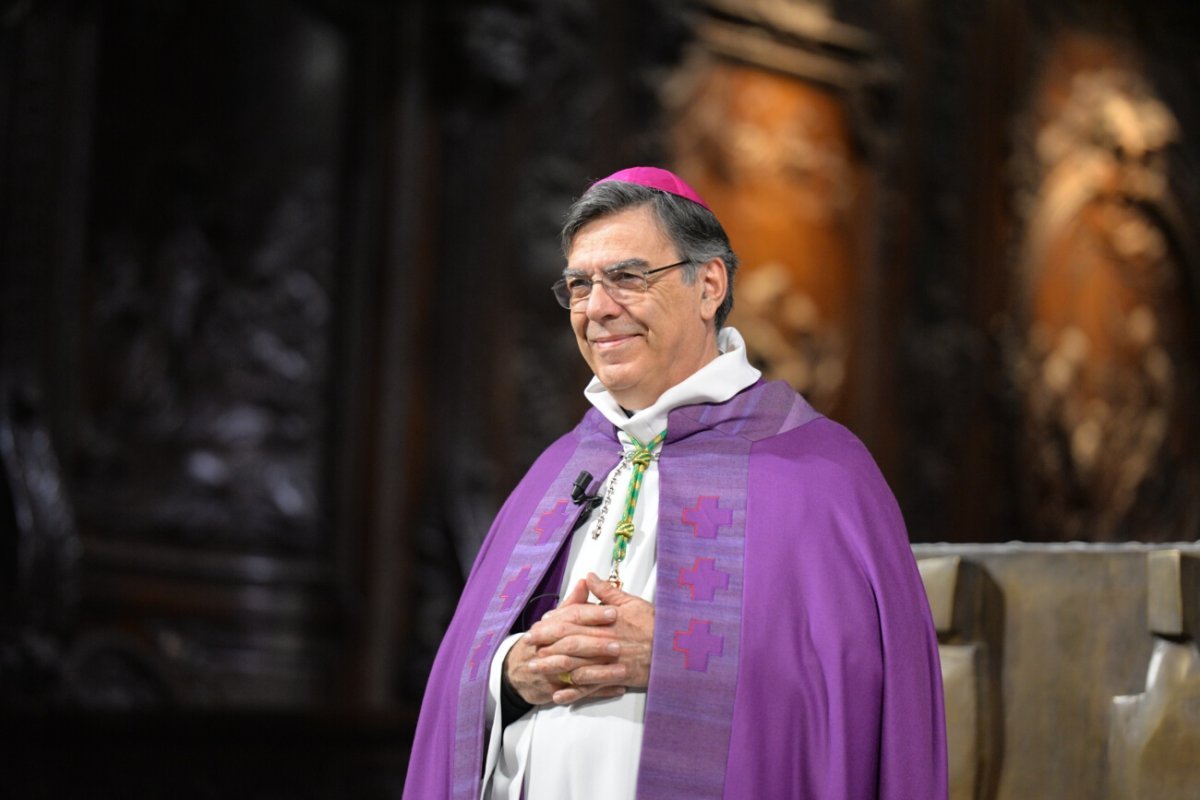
top-left (566, 204), bottom-right (721, 410)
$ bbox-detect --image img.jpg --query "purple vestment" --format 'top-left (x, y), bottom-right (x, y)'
top-left (404, 381), bottom-right (948, 799)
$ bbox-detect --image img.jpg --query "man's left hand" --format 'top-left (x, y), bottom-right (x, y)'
top-left (524, 572), bottom-right (655, 705)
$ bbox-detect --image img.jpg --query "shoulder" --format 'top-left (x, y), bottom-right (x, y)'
top-left (679, 379), bottom-right (887, 493)
top-left (747, 411), bottom-right (906, 551)
top-left (754, 415), bottom-right (882, 482)
top-left (672, 379), bottom-right (823, 443)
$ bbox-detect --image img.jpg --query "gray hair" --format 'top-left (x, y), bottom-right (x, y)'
top-left (559, 181), bottom-right (738, 329)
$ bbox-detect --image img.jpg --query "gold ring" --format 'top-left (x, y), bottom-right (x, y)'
top-left (557, 671), bottom-right (573, 685)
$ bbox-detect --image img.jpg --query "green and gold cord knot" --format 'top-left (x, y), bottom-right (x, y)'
top-left (608, 429), bottom-right (667, 586)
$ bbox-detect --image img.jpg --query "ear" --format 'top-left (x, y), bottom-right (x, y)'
top-left (697, 258), bottom-right (727, 323)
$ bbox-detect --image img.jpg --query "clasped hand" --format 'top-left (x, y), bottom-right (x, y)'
top-left (504, 572), bottom-right (654, 706)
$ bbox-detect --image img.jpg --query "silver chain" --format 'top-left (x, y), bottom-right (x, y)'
top-left (588, 446), bottom-right (661, 539)
top-left (589, 453), bottom-right (631, 539)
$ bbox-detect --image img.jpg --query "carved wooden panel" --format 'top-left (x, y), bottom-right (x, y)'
top-left (0, 0), bottom-right (424, 712)
top-left (666, 1), bottom-right (888, 422)
top-left (76, 0), bottom-right (346, 555)
top-left (1006, 33), bottom-right (1200, 542)
top-left (62, 0), bottom-right (355, 708)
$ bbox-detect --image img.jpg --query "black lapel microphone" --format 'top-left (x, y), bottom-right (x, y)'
top-left (571, 470), bottom-right (601, 509)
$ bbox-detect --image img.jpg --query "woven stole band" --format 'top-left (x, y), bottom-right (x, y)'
top-left (450, 438), bottom-right (618, 800)
top-left (637, 427), bottom-right (751, 799)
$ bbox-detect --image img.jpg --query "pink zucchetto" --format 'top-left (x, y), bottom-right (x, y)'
top-left (588, 166), bottom-right (711, 211)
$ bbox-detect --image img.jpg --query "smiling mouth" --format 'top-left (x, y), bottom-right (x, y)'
top-left (591, 334), bottom-right (639, 348)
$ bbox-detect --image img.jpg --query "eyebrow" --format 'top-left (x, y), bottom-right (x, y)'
top-left (561, 258), bottom-right (650, 278)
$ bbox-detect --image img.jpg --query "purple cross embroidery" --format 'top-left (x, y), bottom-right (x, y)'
top-left (500, 565), bottom-right (532, 611)
top-left (682, 496), bottom-right (732, 540)
top-left (678, 557), bottom-right (730, 602)
top-left (468, 632), bottom-right (496, 681)
top-left (673, 619), bottom-right (724, 672)
top-left (534, 499), bottom-right (572, 545)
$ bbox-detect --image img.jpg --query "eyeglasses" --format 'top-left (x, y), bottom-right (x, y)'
top-left (551, 260), bottom-right (692, 309)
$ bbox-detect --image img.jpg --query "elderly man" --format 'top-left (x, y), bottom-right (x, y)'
top-left (404, 167), bottom-right (947, 799)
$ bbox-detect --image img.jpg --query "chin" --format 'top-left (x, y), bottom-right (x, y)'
top-left (595, 372), bottom-right (635, 397)
top-left (593, 357), bottom-right (633, 382)
top-left (595, 370), bottom-right (631, 394)
top-left (601, 377), bottom-right (663, 408)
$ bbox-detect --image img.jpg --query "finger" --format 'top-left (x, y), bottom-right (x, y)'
top-left (558, 578), bottom-right (589, 608)
top-left (526, 653), bottom-right (611, 677)
top-left (525, 619), bottom-right (607, 647)
top-left (525, 651), bottom-right (590, 672)
top-left (552, 683), bottom-right (627, 706)
top-left (525, 621), bottom-right (617, 650)
top-left (528, 652), bottom-right (628, 685)
top-left (534, 634), bottom-right (621, 660)
top-left (540, 602), bottom-right (618, 627)
top-left (569, 662), bottom-right (628, 686)
top-left (586, 572), bottom-right (635, 606)
top-left (524, 623), bottom-right (570, 648)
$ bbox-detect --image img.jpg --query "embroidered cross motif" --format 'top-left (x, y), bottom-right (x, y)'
top-left (534, 499), bottom-right (572, 545)
top-left (468, 632), bottom-right (495, 681)
top-left (499, 565), bottom-right (532, 611)
top-left (682, 496), bottom-right (732, 540)
top-left (673, 619), bottom-right (724, 672)
top-left (679, 557), bottom-right (730, 602)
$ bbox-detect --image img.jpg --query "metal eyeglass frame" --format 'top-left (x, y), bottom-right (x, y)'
top-left (551, 259), bottom-right (692, 309)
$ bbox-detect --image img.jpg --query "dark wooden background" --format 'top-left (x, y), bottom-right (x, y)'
top-left (2, 0), bottom-right (1197, 796)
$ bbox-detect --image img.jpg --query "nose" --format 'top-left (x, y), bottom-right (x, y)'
top-left (582, 280), bottom-right (622, 320)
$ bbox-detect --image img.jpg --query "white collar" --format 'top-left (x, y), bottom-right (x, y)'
top-left (583, 327), bottom-right (762, 446)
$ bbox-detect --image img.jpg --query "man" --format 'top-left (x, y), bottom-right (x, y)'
top-left (404, 167), bottom-right (947, 799)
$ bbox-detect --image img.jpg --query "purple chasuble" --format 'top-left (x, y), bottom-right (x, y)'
top-left (403, 381), bottom-right (948, 800)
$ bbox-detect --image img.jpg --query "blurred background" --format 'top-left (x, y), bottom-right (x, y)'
top-left (2, 0), bottom-right (1198, 797)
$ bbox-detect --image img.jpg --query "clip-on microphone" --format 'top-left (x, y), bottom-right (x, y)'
top-left (571, 470), bottom-right (602, 510)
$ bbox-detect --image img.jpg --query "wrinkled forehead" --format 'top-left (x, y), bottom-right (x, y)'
top-left (564, 205), bottom-right (675, 271)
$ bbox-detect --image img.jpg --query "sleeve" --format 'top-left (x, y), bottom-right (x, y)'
top-left (481, 632), bottom-right (528, 792)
